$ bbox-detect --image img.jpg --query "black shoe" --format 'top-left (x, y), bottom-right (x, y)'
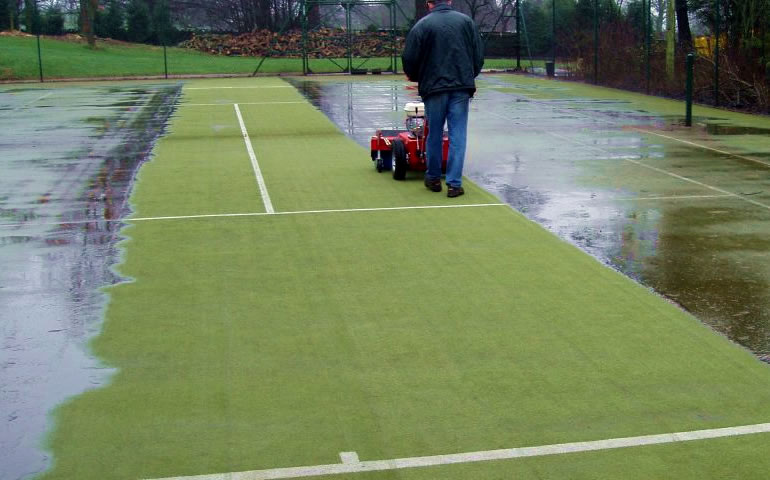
top-left (447, 186), bottom-right (464, 198)
top-left (424, 177), bottom-right (442, 192)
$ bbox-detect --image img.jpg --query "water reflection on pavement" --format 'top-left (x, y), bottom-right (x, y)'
top-left (0, 84), bottom-right (180, 480)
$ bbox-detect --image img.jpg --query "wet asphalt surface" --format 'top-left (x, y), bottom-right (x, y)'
top-left (290, 75), bottom-right (770, 364)
top-left (0, 84), bottom-right (180, 480)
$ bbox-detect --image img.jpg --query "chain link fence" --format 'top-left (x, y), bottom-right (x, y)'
top-left (1, 0), bottom-right (767, 112)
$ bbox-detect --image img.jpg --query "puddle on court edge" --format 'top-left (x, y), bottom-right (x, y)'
top-left (0, 83), bottom-right (181, 480)
top-left (291, 75), bottom-right (770, 366)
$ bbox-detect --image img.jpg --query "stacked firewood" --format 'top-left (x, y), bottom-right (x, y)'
top-left (179, 29), bottom-right (404, 58)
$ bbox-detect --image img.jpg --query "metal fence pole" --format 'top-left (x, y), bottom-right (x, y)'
top-left (714, 0), bottom-right (720, 106)
top-left (391, 0), bottom-right (397, 73)
top-left (36, 34), bottom-right (44, 82)
top-left (593, 0), bottom-right (598, 84)
top-left (685, 53), bottom-right (694, 126)
top-left (163, 44), bottom-right (168, 79)
top-left (644, 0), bottom-right (652, 95)
top-left (302, 0), bottom-right (308, 75)
top-left (552, 0), bottom-right (556, 64)
top-left (345, 1), bottom-right (352, 74)
top-left (516, 0), bottom-right (521, 70)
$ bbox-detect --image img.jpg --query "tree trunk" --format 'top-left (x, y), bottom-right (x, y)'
top-left (674, 0), bottom-right (692, 51)
top-left (80, 0), bottom-right (93, 46)
top-left (9, 1), bottom-right (15, 30)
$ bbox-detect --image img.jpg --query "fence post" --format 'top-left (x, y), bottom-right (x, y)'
top-left (163, 44), bottom-right (168, 79)
top-left (644, 0), bottom-right (652, 95)
top-left (551, 0), bottom-right (556, 65)
top-left (685, 53), bottom-right (693, 126)
top-left (714, 0), bottom-right (720, 106)
top-left (36, 34), bottom-right (44, 82)
top-left (516, 0), bottom-right (521, 71)
top-left (593, 0), bottom-right (598, 84)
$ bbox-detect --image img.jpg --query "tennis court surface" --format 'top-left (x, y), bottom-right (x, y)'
top-left (4, 75), bottom-right (770, 479)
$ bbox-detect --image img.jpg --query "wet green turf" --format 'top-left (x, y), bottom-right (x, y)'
top-left (39, 77), bottom-right (770, 479)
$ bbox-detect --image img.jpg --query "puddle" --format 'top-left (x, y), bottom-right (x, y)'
top-left (294, 74), bottom-right (770, 366)
top-left (0, 83), bottom-right (181, 480)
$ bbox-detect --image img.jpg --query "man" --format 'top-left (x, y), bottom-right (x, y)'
top-left (402, 0), bottom-right (484, 198)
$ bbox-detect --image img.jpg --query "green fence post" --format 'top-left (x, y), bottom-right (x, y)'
top-left (714, 0), bottom-right (720, 106)
top-left (685, 53), bottom-right (693, 126)
top-left (516, 0), bottom-right (521, 71)
top-left (644, 0), bottom-right (652, 95)
top-left (36, 33), bottom-right (43, 82)
top-left (551, 0), bottom-right (556, 65)
top-left (163, 44), bottom-right (168, 79)
top-left (593, 0), bottom-right (598, 84)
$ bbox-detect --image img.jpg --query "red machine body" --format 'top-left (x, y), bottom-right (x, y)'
top-left (369, 102), bottom-right (449, 180)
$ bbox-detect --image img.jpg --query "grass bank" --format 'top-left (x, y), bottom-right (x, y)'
top-left (0, 34), bottom-right (522, 81)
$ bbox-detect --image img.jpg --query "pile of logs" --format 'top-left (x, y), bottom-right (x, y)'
top-left (179, 29), bottom-right (404, 58)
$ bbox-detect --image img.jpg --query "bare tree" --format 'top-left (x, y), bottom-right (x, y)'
top-left (674, 0), bottom-right (692, 51)
top-left (79, 0), bottom-right (98, 46)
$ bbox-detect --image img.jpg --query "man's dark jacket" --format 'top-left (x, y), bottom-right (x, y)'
top-left (402, 3), bottom-right (484, 99)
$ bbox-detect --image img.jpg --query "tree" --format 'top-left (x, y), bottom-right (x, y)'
top-left (665, 0), bottom-right (675, 81)
top-left (80, 0), bottom-right (98, 46)
top-left (23, 0), bottom-right (41, 34)
top-left (674, 0), bottom-right (692, 51)
top-left (0, 0), bottom-right (19, 30)
top-left (126, 0), bottom-right (151, 43)
top-left (151, 0), bottom-right (173, 44)
top-left (42, 5), bottom-right (65, 35)
top-left (97, 0), bottom-right (125, 40)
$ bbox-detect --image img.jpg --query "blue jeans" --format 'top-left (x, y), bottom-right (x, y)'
top-left (423, 90), bottom-right (471, 188)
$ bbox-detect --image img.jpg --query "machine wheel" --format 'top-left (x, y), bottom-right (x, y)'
top-left (392, 139), bottom-right (407, 181)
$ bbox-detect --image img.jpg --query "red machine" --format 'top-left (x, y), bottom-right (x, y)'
top-left (370, 102), bottom-right (449, 180)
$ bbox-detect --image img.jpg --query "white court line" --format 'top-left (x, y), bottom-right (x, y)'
top-left (617, 194), bottom-right (732, 201)
top-left (148, 422), bottom-right (770, 480)
top-left (127, 204), bottom-right (505, 222)
top-left (629, 127), bottom-right (770, 169)
top-left (185, 86), bottom-right (293, 90)
top-left (0, 204), bottom-right (506, 229)
top-left (488, 110), bottom-right (770, 212)
top-left (0, 91), bottom-right (52, 117)
top-left (545, 128), bottom-right (770, 211)
top-left (181, 101), bottom-right (305, 107)
top-left (494, 88), bottom-right (769, 168)
top-left (234, 103), bottom-right (274, 214)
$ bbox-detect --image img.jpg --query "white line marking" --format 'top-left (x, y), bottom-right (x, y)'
top-left (185, 86), bottom-right (293, 90)
top-left (0, 91), bottom-right (52, 117)
top-left (234, 103), bottom-right (274, 214)
top-left (624, 158), bottom-right (770, 210)
top-left (181, 101), bottom-right (305, 107)
top-left (147, 422), bottom-right (770, 480)
top-left (488, 87), bottom-right (770, 176)
top-left (630, 127), bottom-right (770, 168)
top-left (512, 118), bottom-right (770, 212)
top-left (0, 204), bottom-right (506, 228)
top-left (616, 194), bottom-right (732, 201)
top-left (339, 452), bottom-right (359, 465)
top-left (127, 204), bottom-right (505, 222)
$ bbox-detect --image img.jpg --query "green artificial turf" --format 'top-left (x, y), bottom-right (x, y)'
top-left (39, 77), bottom-right (770, 480)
